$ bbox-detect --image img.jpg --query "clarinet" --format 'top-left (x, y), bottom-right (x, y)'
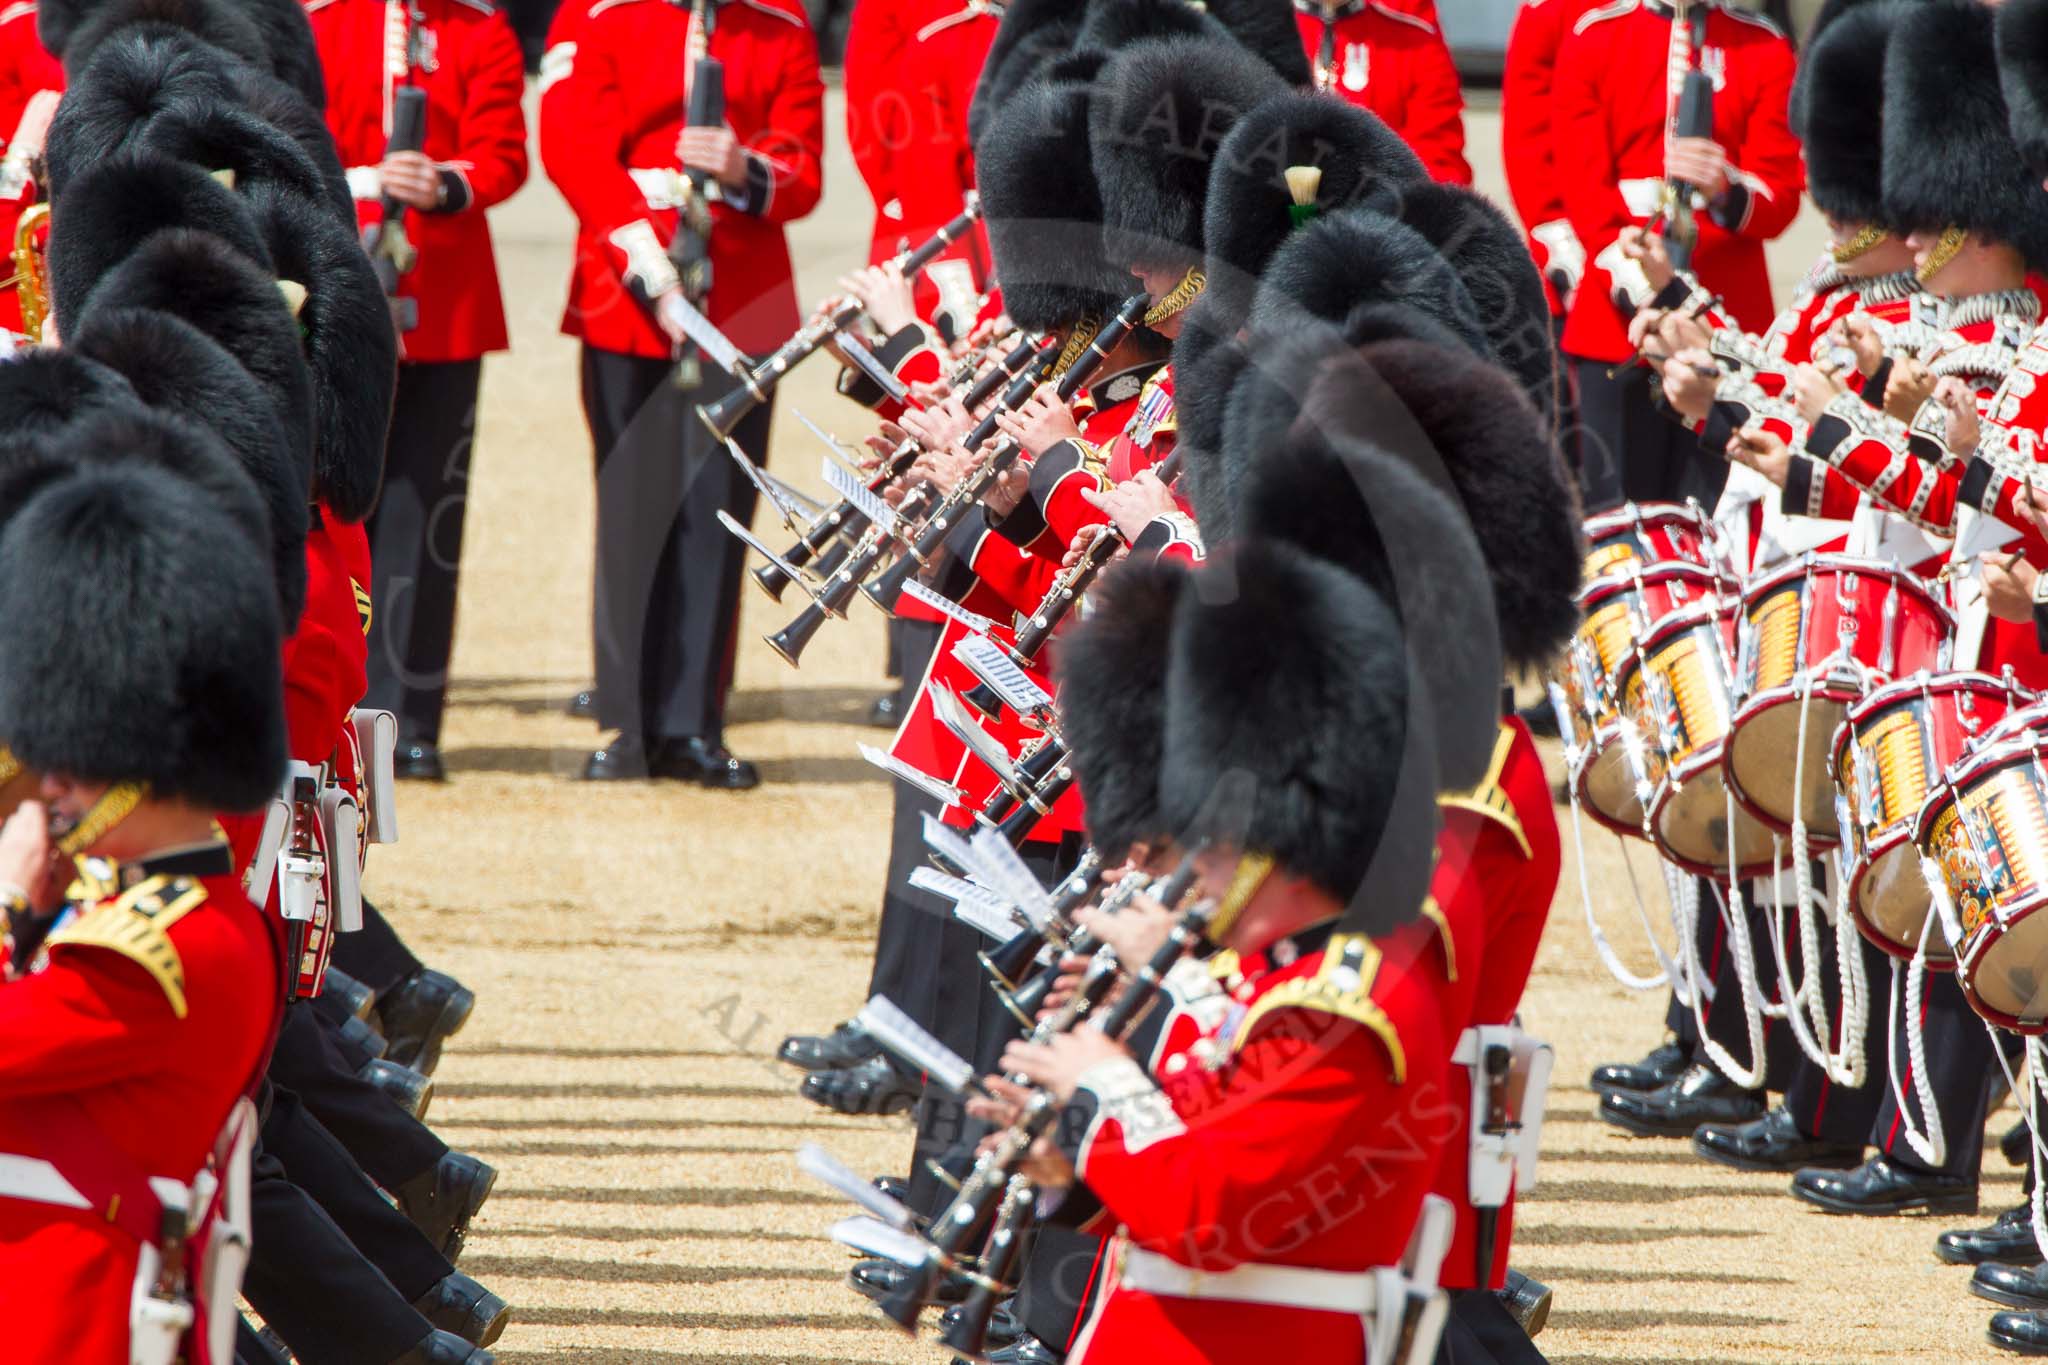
top-left (994, 854), bottom-right (1176, 1026)
top-left (863, 292), bottom-right (1152, 616)
top-left (979, 847), bottom-right (1105, 1008)
top-left (698, 197), bottom-right (984, 440)
top-left (762, 346), bottom-right (1055, 667)
top-left (750, 332), bottom-right (1043, 602)
top-left (877, 856), bottom-right (1208, 1330)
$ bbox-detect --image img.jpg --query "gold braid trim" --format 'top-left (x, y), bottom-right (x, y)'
top-left (0, 744), bottom-right (20, 785)
top-left (1052, 312), bottom-right (1103, 380)
top-left (1831, 224), bottom-right (1887, 265)
top-left (1141, 268), bottom-right (1206, 327)
top-left (1205, 850), bottom-right (1274, 942)
top-left (1437, 723), bottom-right (1532, 859)
top-left (46, 875), bottom-right (208, 1019)
top-left (1230, 933), bottom-right (1406, 1081)
top-left (1917, 225), bottom-right (1968, 283)
top-left (1419, 896), bottom-right (1457, 983)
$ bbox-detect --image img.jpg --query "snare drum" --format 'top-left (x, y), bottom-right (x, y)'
top-left (1582, 501), bottom-right (1723, 581)
top-left (1831, 672), bottom-right (2025, 964)
top-left (1559, 562), bottom-right (1723, 838)
top-left (1615, 598), bottom-right (1778, 880)
top-left (1724, 555), bottom-right (1953, 840)
top-left (1917, 724), bottom-right (2048, 1032)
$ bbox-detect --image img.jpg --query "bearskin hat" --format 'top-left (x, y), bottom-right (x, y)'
top-left (68, 306), bottom-right (310, 621)
top-left (135, 94), bottom-right (349, 223)
top-left (225, 68), bottom-right (356, 221)
top-left (1077, 0), bottom-right (1229, 52)
top-left (1053, 555), bottom-right (1191, 860)
top-left (1249, 207), bottom-right (1490, 356)
top-left (241, 183), bottom-right (397, 520)
top-left (976, 76), bottom-right (1134, 331)
top-left (0, 463), bottom-right (285, 812)
top-left (45, 0), bottom-right (325, 110)
top-left (1202, 0), bottom-right (1313, 85)
top-left (1200, 91), bottom-right (1423, 327)
top-left (1883, 1), bottom-right (2048, 265)
top-left (78, 228), bottom-right (318, 489)
top-left (1227, 383), bottom-right (1502, 790)
top-left (1793, 0), bottom-right (1908, 227)
top-left (1156, 538), bottom-right (1438, 930)
top-left (47, 152), bottom-right (273, 326)
top-left (1999, 0), bottom-right (2048, 177)
top-left (1088, 36), bottom-right (1287, 268)
top-left (41, 26), bottom-right (238, 195)
top-left (968, 0), bottom-right (1083, 148)
top-left (0, 347), bottom-right (139, 444)
top-left (1387, 183), bottom-right (1558, 429)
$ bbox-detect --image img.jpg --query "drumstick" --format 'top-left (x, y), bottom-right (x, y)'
top-left (1686, 293), bottom-right (1725, 319)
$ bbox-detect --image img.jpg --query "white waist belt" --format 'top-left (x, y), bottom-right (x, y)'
top-left (1618, 177), bottom-right (1664, 219)
top-left (346, 165), bottom-right (383, 201)
top-left (0, 1154), bottom-right (89, 1210)
top-left (1119, 1244), bottom-right (1379, 1314)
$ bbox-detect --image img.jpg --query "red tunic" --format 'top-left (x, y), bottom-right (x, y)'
top-left (304, 0), bottom-right (528, 362)
top-left (1426, 719), bottom-right (1560, 1290)
top-left (0, 872), bottom-right (278, 1365)
top-left (0, 1), bottom-right (61, 335)
top-left (842, 0), bottom-right (947, 265)
top-left (891, 2), bottom-right (997, 322)
top-left (1552, 0), bottom-right (1802, 362)
top-left (1293, 0), bottom-right (1470, 186)
top-left (539, 0), bottom-right (825, 358)
top-left (1501, 0), bottom-right (1597, 315)
top-left (1061, 913), bottom-right (1456, 1364)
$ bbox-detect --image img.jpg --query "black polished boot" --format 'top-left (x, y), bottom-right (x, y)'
top-left (413, 1272), bottom-right (511, 1347)
top-left (580, 731), bottom-right (650, 781)
top-left (388, 1329), bottom-right (494, 1365)
top-left (399, 1152), bottom-right (498, 1259)
top-left (1692, 1104), bottom-right (1863, 1173)
top-left (849, 1256), bottom-right (974, 1305)
top-left (868, 693), bottom-right (901, 729)
top-left (567, 688), bottom-right (596, 720)
top-left (1589, 1038), bottom-right (1689, 1096)
top-left (1497, 1268), bottom-right (1552, 1337)
top-left (325, 968), bottom-right (378, 1020)
top-left (360, 1058), bottom-right (435, 1121)
top-left (1791, 1154), bottom-right (1978, 1217)
top-left (800, 1053), bottom-right (920, 1116)
top-left (376, 968), bottom-right (475, 1075)
top-left (1943, 1206), bottom-right (2044, 1267)
top-left (652, 736), bottom-right (760, 790)
top-left (941, 1298), bottom-right (1024, 1352)
top-left (396, 741), bottom-right (446, 782)
top-left (1990, 1310), bottom-right (2048, 1355)
top-left (1599, 1063), bottom-right (1764, 1137)
top-left (1977, 1262), bottom-right (2048, 1311)
top-left (986, 1336), bottom-right (1062, 1364)
top-left (777, 1019), bottom-right (881, 1071)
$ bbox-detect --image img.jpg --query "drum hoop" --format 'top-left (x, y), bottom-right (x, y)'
top-left (1740, 554), bottom-right (1956, 628)
top-left (1575, 560), bottom-right (1722, 608)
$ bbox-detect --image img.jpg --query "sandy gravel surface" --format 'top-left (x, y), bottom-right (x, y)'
top-left (368, 86), bottom-right (2021, 1362)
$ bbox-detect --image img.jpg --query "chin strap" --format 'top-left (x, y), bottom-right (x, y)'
top-left (1205, 850), bottom-right (1274, 944)
top-left (56, 781), bottom-right (147, 859)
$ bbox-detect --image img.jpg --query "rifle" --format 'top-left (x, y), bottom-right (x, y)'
top-left (1660, 0), bottom-right (1714, 271)
top-left (363, 0), bottom-right (429, 334)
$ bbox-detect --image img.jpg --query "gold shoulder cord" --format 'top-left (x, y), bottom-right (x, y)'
top-left (1418, 896), bottom-right (1457, 983)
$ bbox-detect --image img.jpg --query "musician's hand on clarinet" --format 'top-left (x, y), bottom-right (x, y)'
top-left (908, 377), bottom-right (953, 407)
top-left (985, 460), bottom-right (1031, 518)
top-left (994, 383), bottom-right (1083, 458)
top-left (1074, 896), bottom-right (1175, 973)
top-left (1884, 356), bottom-right (1936, 423)
top-left (967, 1074), bottom-right (1030, 1130)
top-left (1618, 225), bottom-right (1675, 292)
top-left (1938, 377), bottom-right (1982, 457)
top-left (653, 287), bottom-right (695, 350)
top-left (838, 261), bottom-right (918, 336)
top-left (1656, 307), bottom-right (1710, 359)
top-left (1982, 552), bottom-right (2040, 624)
top-left (1661, 347), bottom-right (1718, 421)
top-left (0, 800), bottom-right (58, 912)
top-left (1001, 1030), bottom-right (1131, 1107)
top-left (1834, 315), bottom-right (1885, 378)
top-left (900, 396), bottom-right (972, 455)
top-left (967, 1080), bottom-right (1079, 1189)
top-left (1036, 953), bottom-right (1094, 1018)
top-left (910, 443), bottom-right (977, 498)
top-left (1081, 471), bottom-right (1176, 541)
top-left (863, 421), bottom-right (908, 470)
top-left (677, 124), bottom-right (748, 191)
top-left (378, 150), bottom-right (442, 209)
top-left (1061, 524), bottom-right (1118, 571)
top-left (1726, 427), bottom-right (1792, 488)
top-left (1791, 361), bottom-right (1847, 424)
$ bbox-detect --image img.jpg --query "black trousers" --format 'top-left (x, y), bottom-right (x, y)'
top-left (580, 345), bottom-right (773, 744)
top-left (1782, 931), bottom-right (1890, 1147)
top-left (1436, 1288), bottom-right (1549, 1364)
top-left (364, 360), bottom-right (483, 747)
top-left (864, 616), bottom-right (946, 1013)
top-left (1571, 356), bottom-right (1727, 514)
top-left (261, 1085), bottom-right (453, 1301)
top-left (331, 898), bottom-right (424, 998)
top-left (268, 1000), bottom-right (446, 1190)
top-left (1870, 963), bottom-right (2001, 1179)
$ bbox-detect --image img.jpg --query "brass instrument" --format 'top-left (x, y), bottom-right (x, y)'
top-left (698, 196), bottom-right (984, 440)
top-left (751, 331), bottom-right (1041, 602)
top-left (761, 344), bottom-right (1054, 667)
top-left (7, 201), bottom-right (49, 342)
top-left (863, 292), bottom-right (1152, 616)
